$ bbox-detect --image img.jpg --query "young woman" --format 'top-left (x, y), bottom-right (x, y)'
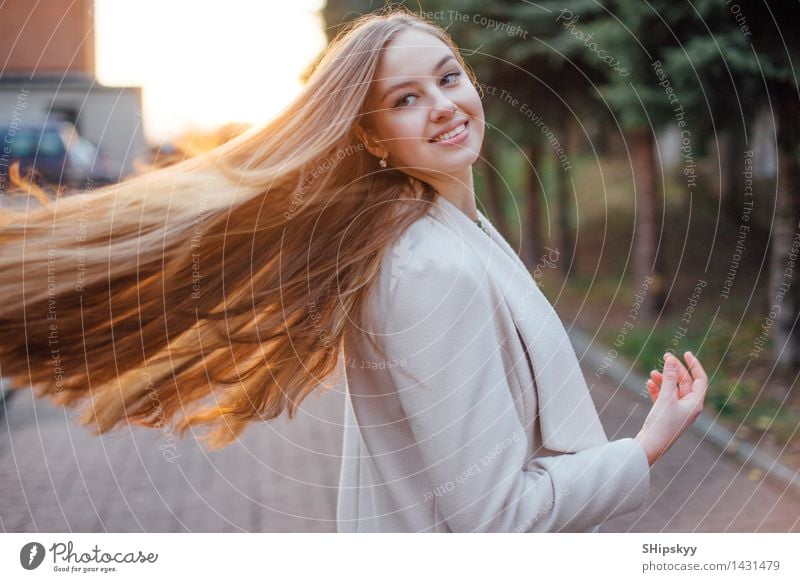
top-left (0, 8), bottom-right (707, 533)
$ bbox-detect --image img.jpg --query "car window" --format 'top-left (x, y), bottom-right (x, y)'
top-left (69, 137), bottom-right (98, 167)
top-left (39, 130), bottom-right (66, 156)
top-left (6, 129), bottom-right (38, 157)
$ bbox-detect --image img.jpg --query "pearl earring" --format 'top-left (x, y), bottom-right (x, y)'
top-left (379, 156), bottom-right (387, 168)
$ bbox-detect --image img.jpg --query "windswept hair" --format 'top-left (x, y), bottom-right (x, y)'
top-left (0, 6), bottom-right (479, 450)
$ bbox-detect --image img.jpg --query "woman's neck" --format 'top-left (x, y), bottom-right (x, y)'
top-left (427, 167), bottom-right (479, 221)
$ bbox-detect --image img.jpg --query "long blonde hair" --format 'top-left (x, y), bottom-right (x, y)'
top-left (0, 7), bottom-right (479, 450)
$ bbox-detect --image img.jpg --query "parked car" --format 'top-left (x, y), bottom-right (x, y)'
top-left (1, 119), bottom-right (122, 188)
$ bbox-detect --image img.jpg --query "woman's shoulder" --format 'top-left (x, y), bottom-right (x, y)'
top-left (387, 202), bottom-right (485, 263)
top-left (372, 212), bottom-right (488, 323)
top-left (384, 211), bottom-right (481, 276)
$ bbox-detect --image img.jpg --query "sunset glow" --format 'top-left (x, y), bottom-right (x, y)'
top-left (94, 0), bottom-right (327, 145)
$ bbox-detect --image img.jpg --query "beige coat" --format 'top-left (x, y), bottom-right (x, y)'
top-left (335, 195), bottom-right (650, 532)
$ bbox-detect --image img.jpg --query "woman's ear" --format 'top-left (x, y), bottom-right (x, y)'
top-left (354, 124), bottom-right (387, 160)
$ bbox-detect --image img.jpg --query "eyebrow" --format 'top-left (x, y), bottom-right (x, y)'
top-left (380, 54), bottom-right (458, 103)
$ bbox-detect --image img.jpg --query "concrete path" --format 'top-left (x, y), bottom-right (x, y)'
top-left (0, 384), bottom-right (343, 532)
top-left (1, 361), bottom-right (798, 532)
top-left (593, 369), bottom-right (800, 532)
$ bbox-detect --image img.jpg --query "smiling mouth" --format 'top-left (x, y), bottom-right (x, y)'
top-left (429, 121), bottom-right (469, 142)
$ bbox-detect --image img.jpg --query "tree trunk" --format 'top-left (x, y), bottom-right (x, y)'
top-left (721, 129), bottom-right (746, 223)
top-left (770, 83), bottom-right (800, 372)
top-left (630, 127), bottom-right (666, 317)
top-left (522, 142), bottom-right (543, 268)
top-left (480, 139), bottom-right (511, 240)
top-left (555, 118), bottom-right (574, 277)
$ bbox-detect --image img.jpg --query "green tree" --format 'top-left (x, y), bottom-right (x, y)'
top-left (656, 0), bottom-right (800, 370)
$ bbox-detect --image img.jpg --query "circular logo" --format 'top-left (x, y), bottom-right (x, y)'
top-left (20, 542), bottom-right (46, 570)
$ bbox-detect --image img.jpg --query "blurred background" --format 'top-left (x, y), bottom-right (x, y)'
top-left (1, 0), bottom-right (800, 532)
top-left (321, 0), bottom-right (800, 477)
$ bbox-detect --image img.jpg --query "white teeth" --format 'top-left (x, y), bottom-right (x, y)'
top-left (432, 122), bottom-right (466, 142)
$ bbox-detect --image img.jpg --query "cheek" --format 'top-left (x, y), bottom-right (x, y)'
top-left (469, 98), bottom-right (486, 139)
top-left (391, 117), bottom-right (423, 142)
top-left (376, 113), bottom-right (412, 138)
top-left (379, 115), bottom-right (429, 155)
top-left (466, 90), bottom-right (485, 123)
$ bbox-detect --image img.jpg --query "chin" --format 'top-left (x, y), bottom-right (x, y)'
top-left (401, 148), bottom-right (481, 178)
top-left (432, 152), bottom-right (480, 174)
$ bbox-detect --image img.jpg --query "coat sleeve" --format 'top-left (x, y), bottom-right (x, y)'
top-left (376, 247), bottom-right (650, 533)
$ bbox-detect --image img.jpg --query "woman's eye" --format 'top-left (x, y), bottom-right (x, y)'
top-left (395, 94), bottom-right (417, 108)
top-left (393, 72), bottom-right (461, 108)
top-left (442, 71), bottom-right (461, 84)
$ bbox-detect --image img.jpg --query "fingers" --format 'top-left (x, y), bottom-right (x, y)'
top-left (646, 379), bottom-right (659, 403)
top-left (653, 355), bottom-right (693, 399)
top-left (684, 351), bottom-right (707, 382)
top-left (660, 353), bottom-right (679, 397)
top-left (670, 355), bottom-right (693, 398)
top-left (684, 351), bottom-right (708, 398)
top-left (648, 351), bottom-right (708, 410)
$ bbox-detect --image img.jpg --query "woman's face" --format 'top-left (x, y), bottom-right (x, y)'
top-left (358, 27), bottom-right (485, 178)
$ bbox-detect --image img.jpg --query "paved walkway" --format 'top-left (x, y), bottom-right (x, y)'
top-left (0, 384), bottom-right (343, 532)
top-left (593, 372), bottom-right (800, 532)
top-left (1, 362), bottom-right (799, 532)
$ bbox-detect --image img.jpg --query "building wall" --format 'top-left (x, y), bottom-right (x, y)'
top-left (0, 0), bottom-right (96, 77)
top-left (0, 1), bottom-right (147, 175)
top-left (0, 82), bottom-right (147, 176)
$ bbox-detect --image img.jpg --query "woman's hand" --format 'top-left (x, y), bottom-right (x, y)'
top-left (645, 352), bottom-right (698, 402)
top-left (635, 351), bottom-right (708, 466)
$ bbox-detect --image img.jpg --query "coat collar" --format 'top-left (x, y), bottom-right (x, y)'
top-left (429, 195), bottom-right (608, 453)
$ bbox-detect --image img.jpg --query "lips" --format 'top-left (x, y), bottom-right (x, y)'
top-left (429, 120), bottom-right (469, 142)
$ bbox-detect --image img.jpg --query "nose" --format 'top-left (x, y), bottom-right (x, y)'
top-left (429, 93), bottom-right (457, 122)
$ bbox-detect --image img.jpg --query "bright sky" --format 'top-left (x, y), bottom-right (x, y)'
top-left (94, 0), bottom-right (328, 145)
